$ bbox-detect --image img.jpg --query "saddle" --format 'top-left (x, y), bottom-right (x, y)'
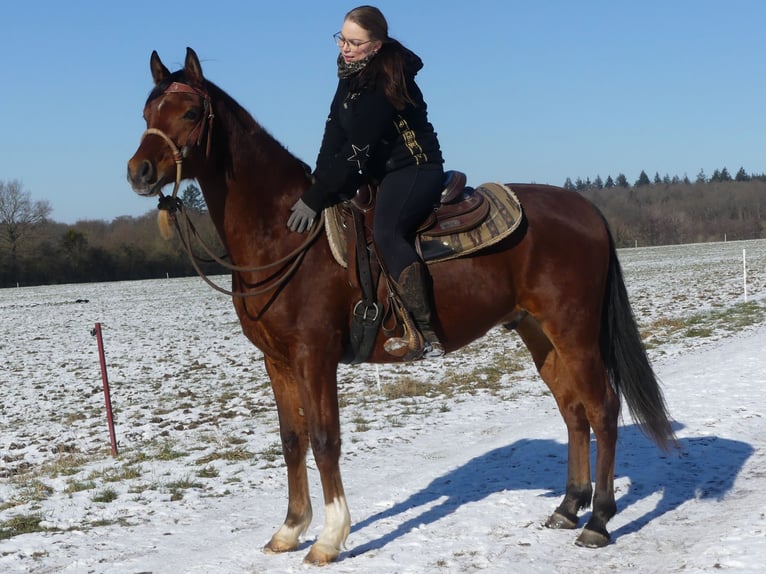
top-left (326, 170), bottom-right (523, 268)
top-left (351, 170), bottom-right (490, 237)
top-left (325, 170), bottom-right (524, 364)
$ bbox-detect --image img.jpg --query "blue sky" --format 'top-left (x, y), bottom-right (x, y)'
top-left (1, 0), bottom-right (763, 224)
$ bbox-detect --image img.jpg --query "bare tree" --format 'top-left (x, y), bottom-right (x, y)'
top-left (0, 179), bottom-right (52, 265)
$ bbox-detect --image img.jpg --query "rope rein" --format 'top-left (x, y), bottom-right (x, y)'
top-left (168, 199), bottom-right (325, 298)
top-left (143, 80), bottom-right (323, 299)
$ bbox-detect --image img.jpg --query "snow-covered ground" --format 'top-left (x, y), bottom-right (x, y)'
top-left (1, 239), bottom-right (765, 573)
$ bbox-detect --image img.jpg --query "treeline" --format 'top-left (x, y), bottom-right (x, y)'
top-left (0, 181), bottom-right (226, 288)
top-left (1, 176), bottom-right (765, 288)
top-left (0, 210), bottom-right (225, 288)
top-left (564, 165), bottom-right (766, 191)
top-left (563, 166), bottom-right (766, 247)
top-left (581, 179), bottom-right (765, 247)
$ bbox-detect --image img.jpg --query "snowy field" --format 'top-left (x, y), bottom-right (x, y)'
top-left (1, 239), bottom-right (765, 573)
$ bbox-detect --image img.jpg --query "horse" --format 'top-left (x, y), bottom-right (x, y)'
top-left (127, 47), bottom-right (676, 565)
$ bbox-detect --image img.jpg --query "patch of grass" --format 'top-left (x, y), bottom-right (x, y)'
top-left (19, 479), bottom-right (54, 503)
top-left (196, 465), bottom-right (220, 478)
top-left (380, 347), bottom-right (527, 402)
top-left (0, 478), bottom-right (54, 511)
top-left (645, 299), bottom-right (766, 347)
top-left (62, 412), bottom-right (88, 425)
top-left (685, 326), bottom-right (714, 337)
top-left (381, 376), bottom-right (435, 400)
top-left (258, 443), bottom-right (282, 463)
top-left (0, 513), bottom-right (49, 540)
top-left (92, 488), bottom-right (118, 503)
top-left (65, 480), bottom-right (97, 495)
top-left (166, 476), bottom-right (204, 501)
top-left (196, 447), bottom-right (254, 465)
top-left (155, 440), bottom-right (188, 461)
top-left (88, 465), bottom-right (142, 483)
top-left (351, 414), bottom-right (371, 432)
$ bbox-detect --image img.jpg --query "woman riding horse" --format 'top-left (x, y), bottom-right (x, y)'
top-left (289, 6), bottom-right (446, 359)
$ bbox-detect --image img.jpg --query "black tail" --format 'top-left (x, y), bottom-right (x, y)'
top-left (600, 227), bottom-right (677, 450)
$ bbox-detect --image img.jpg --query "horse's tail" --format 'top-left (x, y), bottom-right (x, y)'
top-left (600, 223), bottom-right (677, 451)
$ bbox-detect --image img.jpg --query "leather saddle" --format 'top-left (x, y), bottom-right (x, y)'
top-left (351, 170), bottom-right (489, 237)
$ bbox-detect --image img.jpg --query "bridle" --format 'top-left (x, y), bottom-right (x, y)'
top-left (140, 81), bottom-right (214, 202)
top-left (137, 80), bottom-right (324, 299)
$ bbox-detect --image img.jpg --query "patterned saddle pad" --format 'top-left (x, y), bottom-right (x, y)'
top-left (325, 182), bottom-right (524, 266)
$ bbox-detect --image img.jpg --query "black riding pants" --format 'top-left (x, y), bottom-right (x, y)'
top-left (373, 164), bottom-right (444, 279)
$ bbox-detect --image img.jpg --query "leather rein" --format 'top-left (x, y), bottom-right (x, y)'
top-left (140, 81), bottom-right (324, 299)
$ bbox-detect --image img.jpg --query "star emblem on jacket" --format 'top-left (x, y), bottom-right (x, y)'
top-left (347, 144), bottom-right (370, 172)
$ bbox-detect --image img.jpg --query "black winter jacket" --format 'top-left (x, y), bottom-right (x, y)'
top-left (301, 48), bottom-right (443, 212)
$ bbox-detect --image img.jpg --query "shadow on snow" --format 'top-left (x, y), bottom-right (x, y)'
top-left (345, 422), bottom-right (753, 558)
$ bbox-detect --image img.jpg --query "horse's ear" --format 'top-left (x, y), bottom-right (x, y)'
top-left (150, 50), bottom-right (170, 86)
top-left (184, 47), bottom-right (204, 87)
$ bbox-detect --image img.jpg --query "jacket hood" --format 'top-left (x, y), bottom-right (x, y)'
top-left (401, 45), bottom-right (424, 75)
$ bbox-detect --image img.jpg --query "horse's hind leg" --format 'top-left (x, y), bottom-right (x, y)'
top-left (516, 317), bottom-right (619, 547)
top-left (263, 356), bottom-right (313, 554)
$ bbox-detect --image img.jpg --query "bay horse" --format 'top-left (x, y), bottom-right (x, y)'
top-left (127, 47), bottom-right (675, 565)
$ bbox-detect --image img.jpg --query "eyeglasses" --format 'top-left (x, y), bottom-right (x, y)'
top-left (333, 32), bottom-right (372, 49)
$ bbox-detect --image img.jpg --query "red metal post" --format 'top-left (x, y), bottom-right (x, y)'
top-left (93, 322), bottom-right (118, 456)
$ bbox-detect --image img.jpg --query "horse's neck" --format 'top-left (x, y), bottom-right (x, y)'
top-left (197, 131), bottom-right (308, 259)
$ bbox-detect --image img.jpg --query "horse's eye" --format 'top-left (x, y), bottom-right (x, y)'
top-left (183, 109), bottom-right (199, 121)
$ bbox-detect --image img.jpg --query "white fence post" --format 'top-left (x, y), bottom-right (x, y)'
top-left (743, 249), bottom-right (748, 302)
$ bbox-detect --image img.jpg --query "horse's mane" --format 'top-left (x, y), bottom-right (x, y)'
top-left (147, 71), bottom-right (311, 180)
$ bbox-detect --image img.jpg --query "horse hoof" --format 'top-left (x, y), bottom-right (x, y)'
top-left (303, 542), bottom-right (340, 566)
top-left (263, 538), bottom-right (299, 555)
top-left (545, 511), bottom-right (578, 530)
top-left (575, 528), bottom-right (610, 548)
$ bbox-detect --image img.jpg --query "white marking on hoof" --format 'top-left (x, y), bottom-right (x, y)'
top-left (306, 496), bottom-right (350, 564)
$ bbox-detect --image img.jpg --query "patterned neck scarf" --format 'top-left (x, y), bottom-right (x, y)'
top-left (336, 51), bottom-right (377, 79)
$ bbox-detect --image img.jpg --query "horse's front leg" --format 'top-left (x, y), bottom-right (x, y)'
top-left (263, 356), bottom-right (313, 554)
top-left (301, 356), bottom-right (350, 565)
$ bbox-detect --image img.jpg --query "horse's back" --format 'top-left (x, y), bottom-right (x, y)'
top-left (509, 183), bottom-right (609, 241)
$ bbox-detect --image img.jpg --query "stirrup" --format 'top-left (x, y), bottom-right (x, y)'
top-left (384, 330), bottom-right (425, 361)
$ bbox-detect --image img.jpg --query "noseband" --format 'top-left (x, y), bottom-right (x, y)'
top-left (140, 81), bottom-right (215, 202)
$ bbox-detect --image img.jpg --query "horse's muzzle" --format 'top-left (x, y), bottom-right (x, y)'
top-left (126, 158), bottom-right (162, 196)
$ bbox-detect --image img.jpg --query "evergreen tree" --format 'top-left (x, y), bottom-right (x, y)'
top-left (696, 169), bottom-right (706, 184)
top-left (615, 174), bottom-right (629, 188)
top-left (180, 183), bottom-right (206, 212)
top-left (735, 167), bottom-right (750, 182)
top-left (604, 175), bottom-right (615, 189)
top-left (654, 172), bottom-right (662, 184)
top-left (719, 167), bottom-right (732, 182)
top-left (635, 170), bottom-right (651, 186)
top-left (563, 177), bottom-right (576, 191)
top-left (594, 175), bottom-right (604, 189)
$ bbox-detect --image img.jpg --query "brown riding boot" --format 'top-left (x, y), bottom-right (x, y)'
top-left (391, 262), bottom-right (444, 359)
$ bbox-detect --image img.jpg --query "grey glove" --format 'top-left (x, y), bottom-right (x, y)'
top-left (287, 199), bottom-right (317, 233)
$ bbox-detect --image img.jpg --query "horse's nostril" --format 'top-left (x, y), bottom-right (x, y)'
top-left (139, 160), bottom-right (154, 183)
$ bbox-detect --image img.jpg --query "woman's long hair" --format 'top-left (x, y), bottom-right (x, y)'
top-left (345, 5), bottom-right (415, 110)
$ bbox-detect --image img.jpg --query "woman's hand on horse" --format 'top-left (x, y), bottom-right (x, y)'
top-left (287, 199), bottom-right (318, 233)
